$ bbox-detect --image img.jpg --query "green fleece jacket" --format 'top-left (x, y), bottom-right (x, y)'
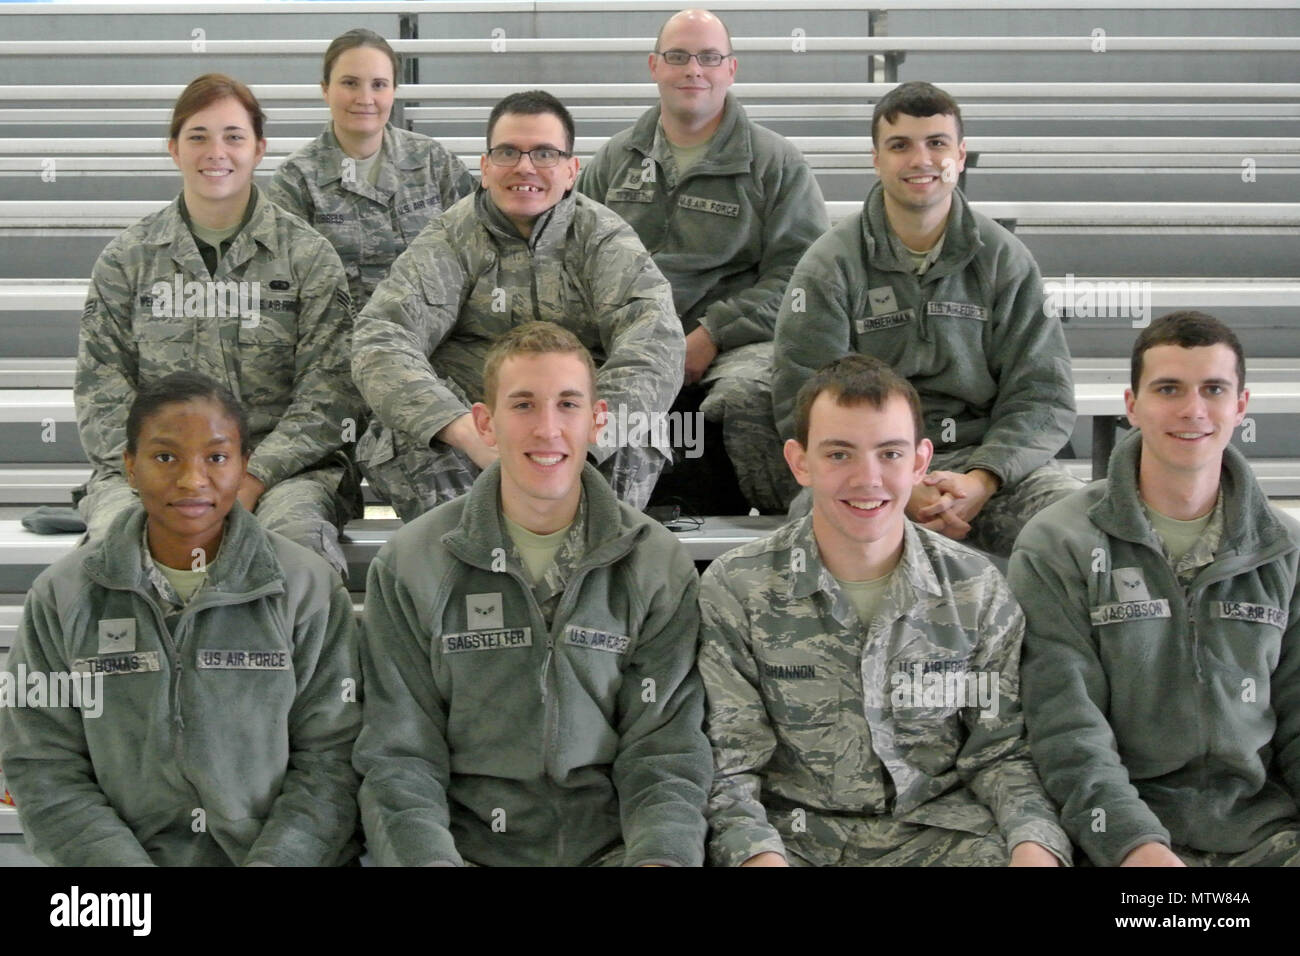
top-left (577, 94), bottom-right (828, 350)
top-left (0, 503), bottom-right (361, 866)
top-left (772, 182), bottom-right (1075, 489)
top-left (1010, 429), bottom-right (1300, 865)
top-left (353, 462), bottom-right (711, 866)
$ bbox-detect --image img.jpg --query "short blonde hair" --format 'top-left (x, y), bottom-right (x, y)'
top-left (481, 322), bottom-right (598, 408)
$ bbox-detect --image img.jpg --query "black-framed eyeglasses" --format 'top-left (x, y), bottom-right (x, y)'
top-left (486, 145), bottom-right (572, 168)
top-left (655, 50), bottom-right (733, 67)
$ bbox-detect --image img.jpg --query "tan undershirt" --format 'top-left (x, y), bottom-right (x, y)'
top-left (1143, 504), bottom-right (1214, 567)
top-left (834, 570), bottom-right (895, 626)
top-left (503, 514), bottom-right (572, 586)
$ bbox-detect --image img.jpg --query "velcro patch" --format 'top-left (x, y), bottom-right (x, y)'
top-left (442, 628), bottom-right (533, 653)
top-left (564, 624), bottom-right (631, 655)
top-left (855, 309), bottom-right (914, 334)
top-left (677, 195), bottom-right (739, 217)
top-left (98, 618), bottom-right (136, 654)
top-left (1090, 600), bottom-right (1171, 625)
top-left (608, 188), bottom-right (654, 203)
top-left (926, 301), bottom-right (987, 321)
top-left (1215, 601), bottom-right (1286, 628)
top-left (71, 651), bottom-right (162, 676)
top-left (197, 649), bottom-right (291, 670)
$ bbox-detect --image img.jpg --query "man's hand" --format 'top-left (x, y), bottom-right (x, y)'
top-left (1009, 842), bottom-right (1062, 867)
top-left (906, 482), bottom-right (972, 539)
top-left (237, 474), bottom-right (266, 513)
top-left (740, 851), bottom-right (789, 867)
top-left (436, 413), bottom-right (500, 470)
top-left (684, 326), bottom-right (719, 386)
top-left (911, 469), bottom-right (999, 538)
top-left (1121, 843), bottom-right (1186, 867)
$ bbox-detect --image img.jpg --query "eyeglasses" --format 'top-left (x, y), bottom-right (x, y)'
top-left (655, 50), bottom-right (733, 68)
top-left (486, 145), bottom-right (571, 168)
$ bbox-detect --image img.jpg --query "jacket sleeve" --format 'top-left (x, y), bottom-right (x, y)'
top-left (244, 578), bottom-right (362, 866)
top-left (583, 216), bottom-right (685, 466)
top-left (1272, 543), bottom-right (1300, 801)
top-left (263, 160), bottom-right (314, 224)
top-left (956, 569), bottom-right (1074, 864)
top-left (75, 239), bottom-right (140, 475)
top-left (611, 544), bottom-right (711, 866)
top-left (245, 238), bottom-right (362, 488)
top-left (352, 552), bottom-right (462, 866)
top-left (434, 145), bottom-right (477, 209)
top-left (1008, 524), bottom-right (1171, 866)
top-left (351, 222), bottom-right (474, 449)
top-left (771, 247), bottom-right (853, 440)
top-left (574, 142), bottom-right (614, 208)
top-left (962, 250), bottom-right (1075, 487)
top-left (696, 561), bottom-right (787, 867)
top-left (698, 155), bottom-right (828, 352)
top-left (0, 586), bottom-right (155, 866)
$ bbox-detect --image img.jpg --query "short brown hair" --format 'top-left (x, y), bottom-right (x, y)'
top-left (169, 73), bottom-right (265, 142)
top-left (487, 90), bottom-right (576, 155)
top-left (793, 354), bottom-right (924, 448)
top-left (482, 322), bottom-right (598, 408)
top-left (871, 80), bottom-right (963, 147)
top-left (323, 28), bottom-right (401, 88)
top-left (1131, 310), bottom-right (1246, 393)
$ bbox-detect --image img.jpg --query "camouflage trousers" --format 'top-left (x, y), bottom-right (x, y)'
top-left (1173, 827), bottom-right (1300, 866)
top-left (781, 812), bottom-right (1010, 866)
top-left (786, 451), bottom-right (1083, 558)
top-left (357, 422), bottom-right (667, 523)
top-left (699, 342), bottom-right (801, 514)
top-left (77, 465), bottom-right (353, 580)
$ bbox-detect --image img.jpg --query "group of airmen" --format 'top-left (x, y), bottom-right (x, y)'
top-left (0, 8), bottom-right (1297, 868)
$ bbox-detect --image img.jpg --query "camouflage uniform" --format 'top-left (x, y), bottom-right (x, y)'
top-left (578, 95), bottom-right (827, 506)
top-left (265, 123), bottom-right (475, 310)
top-left (352, 188), bottom-right (683, 521)
top-left (766, 182), bottom-right (1082, 548)
top-left (699, 514), bottom-right (1072, 866)
top-left (74, 188), bottom-right (363, 577)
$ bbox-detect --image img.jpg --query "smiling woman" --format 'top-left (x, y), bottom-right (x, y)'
top-left (0, 371), bottom-right (362, 867)
top-left (73, 73), bottom-right (364, 579)
top-left (265, 28), bottom-right (475, 310)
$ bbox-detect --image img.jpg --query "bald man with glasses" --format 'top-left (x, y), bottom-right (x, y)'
top-left (579, 8), bottom-right (828, 515)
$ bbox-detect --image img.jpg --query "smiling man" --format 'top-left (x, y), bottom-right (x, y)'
top-left (698, 354), bottom-right (1070, 867)
top-left (1011, 311), bottom-right (1300, 866)
top-left (578, 8), bottom-right (827, 513)
top-left (354, 323), bottom-right (711, 866)
top-left (765, 81), bottom-right (1080, 553)
top-left (352, 90), bottom-right (683, 521)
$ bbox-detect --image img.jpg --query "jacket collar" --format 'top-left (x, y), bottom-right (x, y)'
top-left (474, 184), bottom-right (575, 255)
top-left (154, 186), bottom-right (280, 277)
top-left (860, 180), bottom-right (982, 281)
top-left (787, 514), bottom-right (943, 605)
top-left (82, 501), bottom-right (286, 598)
top-left (1090, 427), bottom-right (1289, 556)
top-left (442, 460), bottom-right (646, 571)
top-left (626, 93), bottom-right (753, 180)
top-left (313, 124), bottom-right (417, 196)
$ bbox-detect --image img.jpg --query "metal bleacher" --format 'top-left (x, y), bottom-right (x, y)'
top-left (0, 0), bottom-right (1297, 858)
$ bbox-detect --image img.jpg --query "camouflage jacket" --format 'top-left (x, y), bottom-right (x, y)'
top-left (353, 462), bottom-right (711, 866)
top-left (75, 188), bottom-right (362, 490)
top-left (1011, 429), bottom-right (1300, 865)
top-left (772, 182), bottom-right (1075, 489)
top-left (265, 123), bottom-right (475, 309)
top-left (577, 94), bottom-right (827, 350)
top-left (698, 515), bottom-right (1071, 866)
top-left (352, 188), bottom-right (683, 467)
